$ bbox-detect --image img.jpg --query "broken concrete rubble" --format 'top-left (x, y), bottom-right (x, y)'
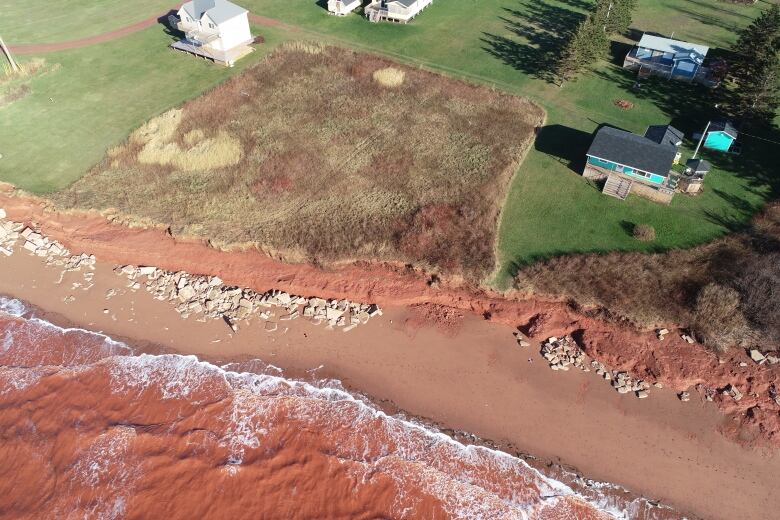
top-left (112, 263), bottom-right (381, 333)
top-left (540, 336), bottom-right (651, 399)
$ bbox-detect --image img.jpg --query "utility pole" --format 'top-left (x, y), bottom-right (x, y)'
top-left (692, 120), bottom-right (711, 160)
top-left (0, 35), bottom-right (19, 73)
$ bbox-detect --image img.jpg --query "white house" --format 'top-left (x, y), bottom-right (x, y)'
top-left (172, 0), bottom-right (253, 66)
top-left (327, 0), bottom-right (362, 16)
top-left (365, 0), bottom-right (434, 23)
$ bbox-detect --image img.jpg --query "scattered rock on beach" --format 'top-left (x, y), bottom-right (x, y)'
top-left (540, 336), bottom-right (651, 399)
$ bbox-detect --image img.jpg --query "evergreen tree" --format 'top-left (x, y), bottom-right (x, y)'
top-left (554, 0), bottom-right (634, 84)
top-left (555, 17), bottom-right (609, 85)
top-left (592, 0), bottom-right (636, 35)
top-left (729, 5), bottom-right (780, 123)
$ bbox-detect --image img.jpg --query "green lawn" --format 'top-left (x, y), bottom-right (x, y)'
top-left (0, 26), bottom-right (289, 192)
top-left (0, 0), bottom-right (777, 286)
top-left (0, 0), bottom-right (175, 44)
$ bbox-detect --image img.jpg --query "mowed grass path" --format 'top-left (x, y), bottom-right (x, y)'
top-left (0, 0), bottom-right (175, 44)
top-left (0, 26), bottom-right (288, 192)
top-left (1, 0), bottom-right (777, 285)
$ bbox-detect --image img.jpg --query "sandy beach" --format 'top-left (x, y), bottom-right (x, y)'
top-left (1, 220), bottom-right (778, 520)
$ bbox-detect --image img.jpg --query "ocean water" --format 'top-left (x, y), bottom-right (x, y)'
top-left (0, 297), bottom-right (681, 519)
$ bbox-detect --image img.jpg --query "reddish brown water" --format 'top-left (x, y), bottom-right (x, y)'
top-left (0, 297), bottom-right (678, 519)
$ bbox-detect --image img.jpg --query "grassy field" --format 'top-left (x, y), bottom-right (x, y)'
top-left (0, 0), bottom-right (777, 287)
top-left (0, 0), bottom-right (174, 44)
top-left (0, 25), bottom-right (290, 192)
top-left (55, 45), bottom-right (543, 278)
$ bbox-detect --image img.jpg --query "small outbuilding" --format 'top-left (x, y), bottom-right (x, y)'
top-left (328, 0), bottom-right (362, 16)
top-left (679, 158), bottom-right (712, 194)
top-left (703, 120), bottom-right (737, 152)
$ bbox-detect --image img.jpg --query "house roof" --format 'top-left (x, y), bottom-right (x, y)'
top-left (644, 124), bottom-right (684, 148)
top-left (391, 0), bottom-right (418, 6)
top-left (709, 120), bottom-right (738, 139)
top-left (180, 0), bottom-right (247, 24)
top-left (586, 126), bottom-right (677, 176)
top-left (686, 158), bottom-right (711, 173)
top-left (637, 34), bottom-right (709, 59)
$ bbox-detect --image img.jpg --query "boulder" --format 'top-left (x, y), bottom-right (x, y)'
top-left (177, 285), bottom-right (196, 302)
top-left (750, 350), bottom-right (766, 364)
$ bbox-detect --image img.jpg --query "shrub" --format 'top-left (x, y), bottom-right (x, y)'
top-left (633, 223), bottom-right (656, 241)
top-left (692, 283), bottom-right (751, 353)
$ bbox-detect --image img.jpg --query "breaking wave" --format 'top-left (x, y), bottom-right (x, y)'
top-left (0, 296), bottom-right (679, 519)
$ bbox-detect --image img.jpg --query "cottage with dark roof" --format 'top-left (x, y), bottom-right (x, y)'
top-left (365, 0), bottom-right (434, 23)
top-left (173, 0), bottom-right (253, 66)
top-left (583, 125), bottom-right (683, 203)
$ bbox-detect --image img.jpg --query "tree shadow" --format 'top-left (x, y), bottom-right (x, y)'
top-left (481, 0), bottom-right (587, 82)
top-left (533, 124), bottom-right (593, 172)
top-left (609, 40), bottom-right (632, 66)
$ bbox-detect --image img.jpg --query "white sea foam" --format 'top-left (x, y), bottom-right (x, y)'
top-left (1, 305), bottom-right (661, 519)
top-left (0, 296), bottom-right (26, 317)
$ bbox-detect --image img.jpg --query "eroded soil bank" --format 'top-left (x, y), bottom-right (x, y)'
top-left (1, 188), bottom-right (778, 449)
top-left (2, 187), bottom-right (780, 519)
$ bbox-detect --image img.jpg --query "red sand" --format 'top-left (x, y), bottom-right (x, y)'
top-left (0, 307), bottom-right (625, 519)
top-left (1, 191), bottom-right (777, 450)
top-left (1, 196), bottom-right (779, 519)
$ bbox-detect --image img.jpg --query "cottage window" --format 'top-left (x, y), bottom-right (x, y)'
top-left (209, 22), bottom-right (216, 29)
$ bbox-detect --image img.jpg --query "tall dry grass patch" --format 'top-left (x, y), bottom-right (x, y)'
top-left (56, 46), bottom-right (544, 281)
top-left (373, 67), bottom-right (405, 88)
top-left (0, 58), bottom-right (46, 83)
top-left (130, 109), bottom-right (241, 170)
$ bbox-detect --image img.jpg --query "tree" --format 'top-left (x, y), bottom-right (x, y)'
top-left (729, 5), bottom-right (780, 123)
top-left (554, 0), bottom-right (634, 84)
top-left (593, 0), bottom-right (636, 35)
top-left (555, 17), bottom-right (609, 85)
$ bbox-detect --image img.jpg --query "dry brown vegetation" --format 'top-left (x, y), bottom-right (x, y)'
top-left (516, 203), bottom-right (780, 352)
top-left (55, 44), bottom-right (543, 279)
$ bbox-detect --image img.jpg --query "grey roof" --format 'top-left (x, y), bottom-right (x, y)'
top-left (180, 0), bottom-right (247, 24)
top-left (392, 0), bottom-right (418, 6)
top-left (586, 126), bottom-right (677, 177)
top-left (686, 158), bottom-right (711, 173)
top-left (638, 34), bottom-right (709, 57)
top-left (644, 125), bottom-right (684, 148)
top-left (710, 120), bottom-right (737, 139)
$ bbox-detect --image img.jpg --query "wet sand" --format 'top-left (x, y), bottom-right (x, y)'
top-left (1, 248), bottom-right (778, 520)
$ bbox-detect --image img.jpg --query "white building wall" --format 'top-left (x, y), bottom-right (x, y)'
top-left (211, 13), bottom-right (252, 51)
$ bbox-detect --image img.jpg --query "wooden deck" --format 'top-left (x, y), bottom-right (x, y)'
top-left (170, 40), bottom-right (253, 67)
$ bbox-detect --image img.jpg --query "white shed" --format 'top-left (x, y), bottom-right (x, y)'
top-left (328, 0), bottom-right (362, 16)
